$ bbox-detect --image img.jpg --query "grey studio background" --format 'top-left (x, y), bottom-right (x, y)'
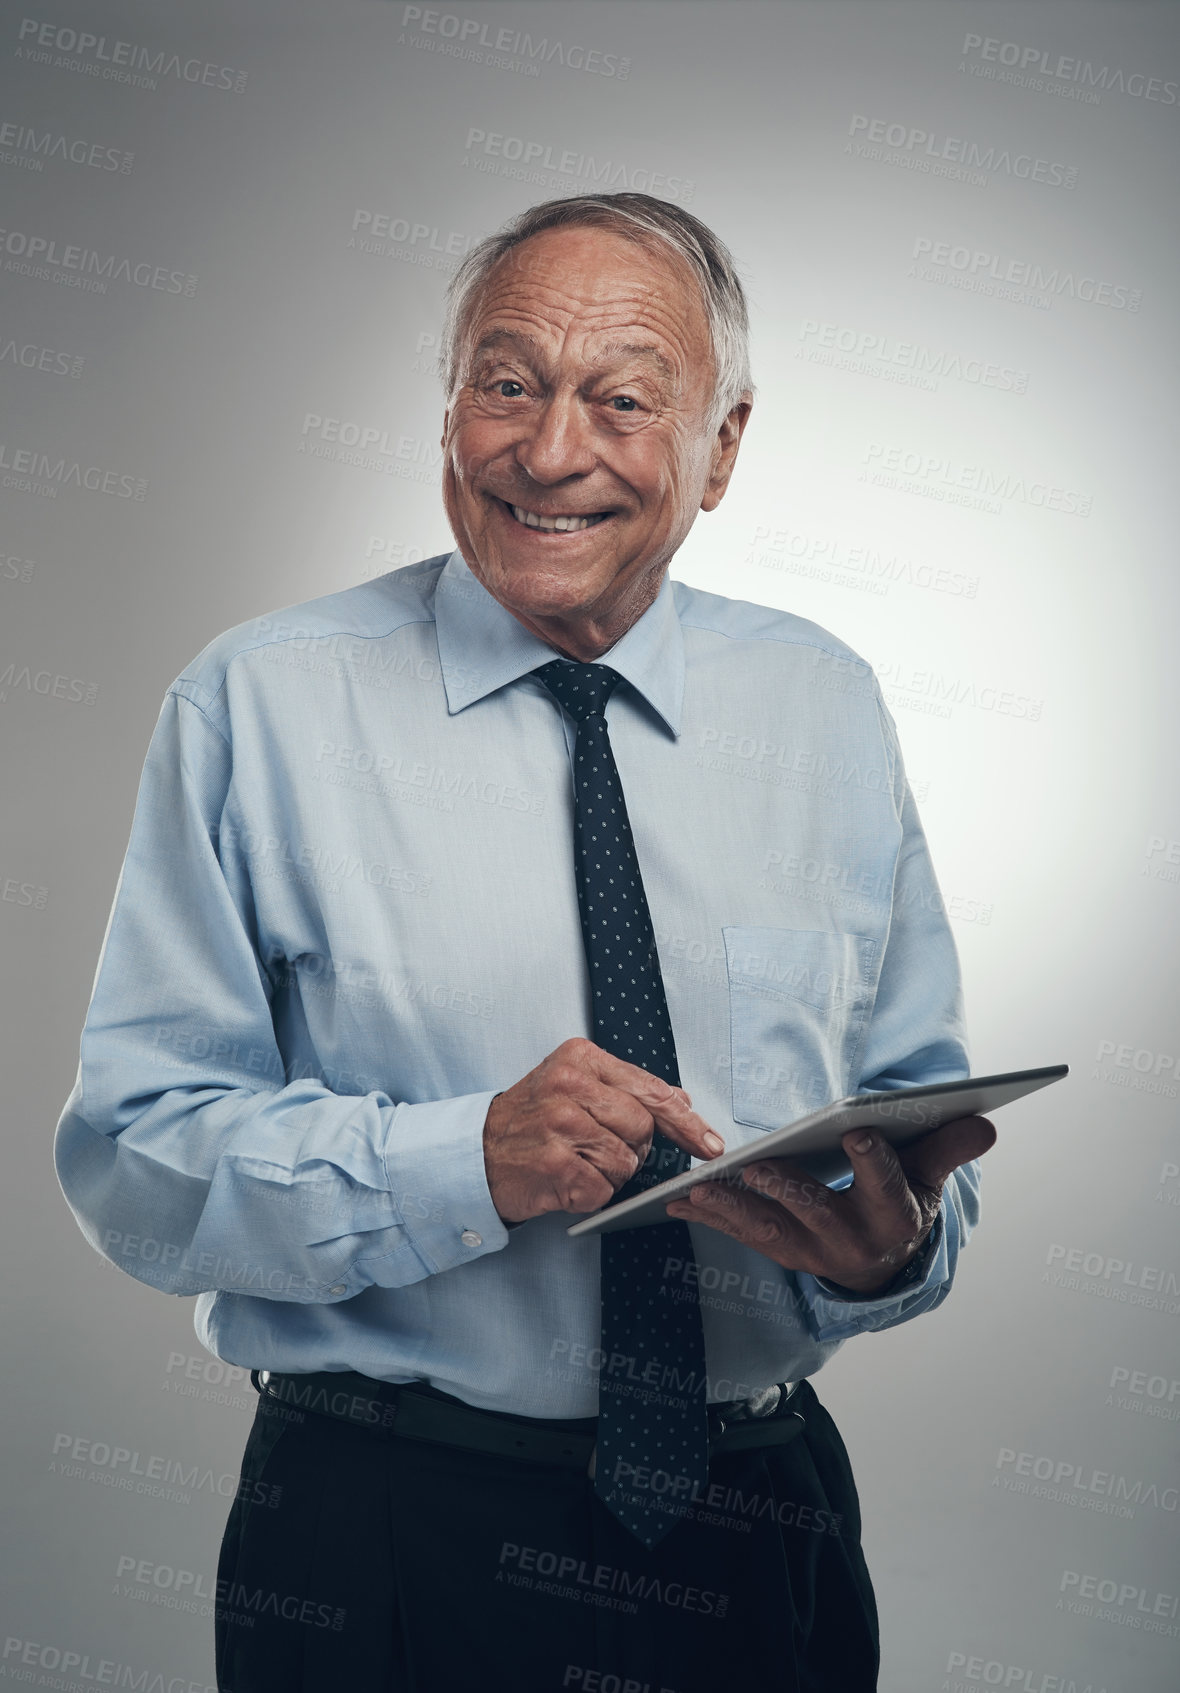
top-left (2, 0), bottom-right (1177, 1688)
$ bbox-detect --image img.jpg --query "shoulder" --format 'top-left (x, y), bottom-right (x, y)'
top-left (167, 555), bottom-right (450, 728)
top-left (671, 577), bottom-right (874, 672)
top-left (671, 577), bottom-right (902, 801)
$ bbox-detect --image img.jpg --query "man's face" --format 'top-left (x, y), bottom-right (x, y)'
top-left (441, 226), bottom-right (750, 659)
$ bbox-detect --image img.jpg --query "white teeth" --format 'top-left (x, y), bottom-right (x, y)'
top-left (509, 504), bottom-right (605, 533)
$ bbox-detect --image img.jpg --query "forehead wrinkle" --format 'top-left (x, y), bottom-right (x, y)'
top-left (468, 309), bottom-right (698, 398)
top-left (465, 255), bottom-right (710, 402)
top-left (476, 225), bottom-right (708, 335)
top-left (471, 328), bottom-right (549, 365)
top-left (560, 292), bottom-right (709, 391)
top-left (473, 263), bottom-right (703, 343)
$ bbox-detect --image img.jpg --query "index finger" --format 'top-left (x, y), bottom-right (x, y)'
top-left (586, 1045), bottom-right (725, 1160)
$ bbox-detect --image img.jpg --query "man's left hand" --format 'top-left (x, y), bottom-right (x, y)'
top-left (665, 1114), bottom-right (997, 1295)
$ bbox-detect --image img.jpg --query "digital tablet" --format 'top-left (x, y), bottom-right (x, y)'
top-left (566, 1064), bottom-right (1068, 1237)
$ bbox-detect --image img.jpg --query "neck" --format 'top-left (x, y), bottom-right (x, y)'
top-left (531, 622), bottom-right (612, 662)
top-left (506, 581), bottom-right (664, 663)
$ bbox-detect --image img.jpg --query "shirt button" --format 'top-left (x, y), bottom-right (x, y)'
top-left (460, 1230), bottom-right (482, 1248)
top-left (329, 1284), bottom-right (347, 1296)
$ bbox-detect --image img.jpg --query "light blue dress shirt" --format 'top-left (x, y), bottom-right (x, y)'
top-left (54, 548), bottom-right (978, 1415)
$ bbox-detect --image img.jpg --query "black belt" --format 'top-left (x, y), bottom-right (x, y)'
top-left (253, 1369), bottom-right (806, 1474)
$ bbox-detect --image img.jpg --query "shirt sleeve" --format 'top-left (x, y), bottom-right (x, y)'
top-left (53, 688), bottom-right (510, 1304)
top-left (793, 691), bottom-right (980, 1343)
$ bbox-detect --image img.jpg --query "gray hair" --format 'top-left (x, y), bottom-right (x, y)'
top-left (439, 192), bottom-right (754, 428)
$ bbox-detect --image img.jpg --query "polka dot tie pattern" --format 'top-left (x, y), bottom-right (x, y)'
top-left (534, 659), bottom-right (709, 1549)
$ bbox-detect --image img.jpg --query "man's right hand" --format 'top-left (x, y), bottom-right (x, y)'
top-left (483, 1038), bottom-right (726, 1224)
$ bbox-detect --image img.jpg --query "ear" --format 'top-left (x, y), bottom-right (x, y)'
top-left (700, 397), bottom-right (753, 512)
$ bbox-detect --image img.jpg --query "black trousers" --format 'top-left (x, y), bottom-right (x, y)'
top-left (215, 1378), bottom-right (878, 1692)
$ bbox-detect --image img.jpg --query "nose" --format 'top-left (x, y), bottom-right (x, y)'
top-left (513, 389), bottom-right (597, 485)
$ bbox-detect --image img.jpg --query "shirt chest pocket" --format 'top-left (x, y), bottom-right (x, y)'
top-left (722, 925), bottom-right (878, 1131)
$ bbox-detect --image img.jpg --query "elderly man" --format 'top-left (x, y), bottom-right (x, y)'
top-left (55, 192), bottom-right (994, 1692)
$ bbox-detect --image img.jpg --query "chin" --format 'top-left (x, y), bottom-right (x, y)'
top-left (489, 554), bottom-right (613, 603)
top-left (502, 584), bottom-right (603, 623)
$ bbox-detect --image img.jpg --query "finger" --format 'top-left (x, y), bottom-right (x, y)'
top-left (574, 1079), bottom-right (658, 1153)
top-left (559, 1037), bottom-right (690, 1106)
top-left (542, 1046), bottom-right (658, 1154)
top-left (736, 1156), bottom-right (835, 1216)
top-left (894, 1114), bottom-right (997, 1194)
top-left (551, 1156), bottom-right (620, 1216)
top-left (830, 1129), bottom-right (917, 1231)
top-left (737, 1159), bottom-right (851, 1246)
top-left (568, 1123), bottom-right (645, 1190)
top-left (579, 1043), bottom-right (725, 1159)
top-left (651, 1091), bottom-right (726, 1161)
top-left (511, 1122), bottom-right (622, 1217)
top-left (734, 1156), bottom-right (910, 1284)
top-left (535, 1123), bottom-right (638, 1209)
top-left (666, 1180), bottom-right (811, 1260)
top-left (542, 1097), bottom-right (647, 1190)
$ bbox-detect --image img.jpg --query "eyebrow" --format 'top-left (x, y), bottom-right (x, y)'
top-left (469, 329), bottom-right (676, 384)
top-left (595, 340), bottom-right (676, 382)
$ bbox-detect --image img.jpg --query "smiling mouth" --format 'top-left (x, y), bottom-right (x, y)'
top-left (500, 499), bottom-right (613, 534)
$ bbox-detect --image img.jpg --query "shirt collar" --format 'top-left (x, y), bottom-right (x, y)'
top-left (433, 549), bottom-right (685, 736)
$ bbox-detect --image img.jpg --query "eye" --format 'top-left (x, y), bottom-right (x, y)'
top-left (609, 395), bottom-right (639, 412)
top-left (496, 379), bottom-right (524, 398)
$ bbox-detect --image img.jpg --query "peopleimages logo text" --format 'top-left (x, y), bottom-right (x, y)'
top-left (15, 17), bottom-right (248, 90)
top-left (0, 121), bottom-right (134, 173)
top-left (0, 225), bottom-right (195, 294)
top-left (849, 114), bottom-right (1076, 187)
top-left (0, 441), bottom-right (146, 498)
top-left (1, 1638), bottom-right (216, 1692)
top-left (400, 7), bottom-right (629, 77)
top-left (863, 443), bottom-right (1091, 518)
top-left (463, 128), bottom-right (693, 201)
top-left (911, 237), bottom-right (1140, 311)
top-left (960, 32), bottom-right (1179, 104)
top-left (800, 319), bottom-right (1028, 394)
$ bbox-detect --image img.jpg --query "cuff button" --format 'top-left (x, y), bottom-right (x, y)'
top-left (460, 1230), bottom-right (482, 1248)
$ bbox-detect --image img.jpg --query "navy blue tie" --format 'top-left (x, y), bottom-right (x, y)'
top-left (534, 659), bottom-right (709, 1549)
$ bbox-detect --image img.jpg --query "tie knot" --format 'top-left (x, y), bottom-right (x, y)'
top-left (534, 659), bottom-right (621, 722)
